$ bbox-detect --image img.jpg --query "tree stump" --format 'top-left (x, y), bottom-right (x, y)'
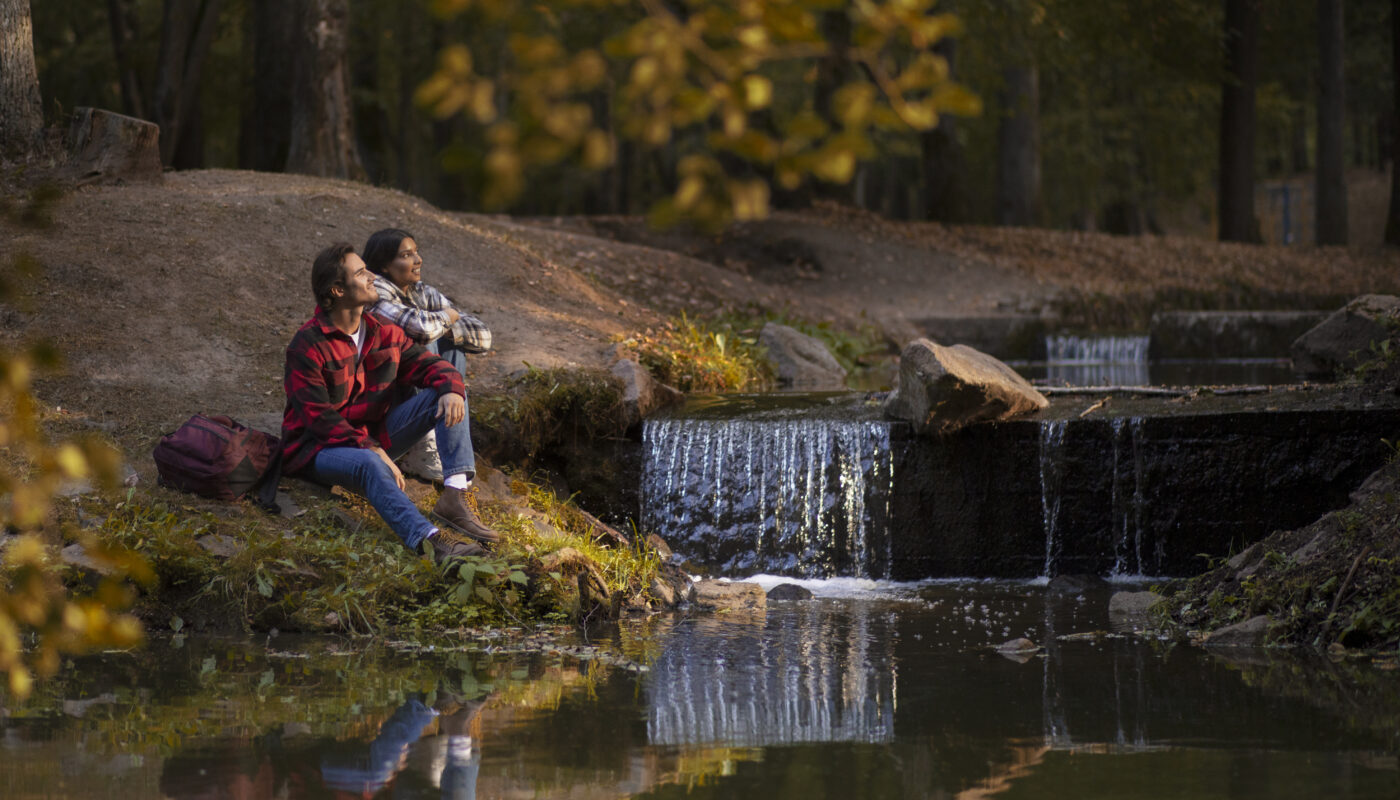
top-left (67, 107), bottom-right (163, 184)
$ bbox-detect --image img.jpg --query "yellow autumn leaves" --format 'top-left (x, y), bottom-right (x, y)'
top-left (417, 0), bottom-right (981, 228)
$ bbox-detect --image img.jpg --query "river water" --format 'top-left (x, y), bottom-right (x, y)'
top-left (4, 581), bottom-right (1397, 799)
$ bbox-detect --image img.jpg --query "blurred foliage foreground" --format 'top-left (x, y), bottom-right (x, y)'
top-left (419, 0), bottom-right (980, 228)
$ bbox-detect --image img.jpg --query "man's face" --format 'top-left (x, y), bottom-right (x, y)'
top-left (336, 253), bottom-right (378, 308)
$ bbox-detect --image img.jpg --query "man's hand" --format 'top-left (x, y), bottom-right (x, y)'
top-left (437, 393), bottom-right (465, 427)
top-left (369, 446), bottom-right (405, 491)
top-left (443, 308), bottom-right (461, 325)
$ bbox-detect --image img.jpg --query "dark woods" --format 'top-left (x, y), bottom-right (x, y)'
top-left (19, 0), bottom-right (1400, 242)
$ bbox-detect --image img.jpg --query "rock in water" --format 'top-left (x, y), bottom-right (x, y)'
top-left (884, 338), bottom-right (1048, 435)
top-left (767, 583), bottom-right (814, 601)
top-left (760, 323), bottom-right (848, 389)
top-left (1291, 294), bottom-right (1400, 378)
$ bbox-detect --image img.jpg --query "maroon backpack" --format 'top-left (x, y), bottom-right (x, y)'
top-left (153, 414), bottom-right (281, 504)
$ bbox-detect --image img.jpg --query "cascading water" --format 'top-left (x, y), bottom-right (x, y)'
top-left (1044, 334), bottom-right (1150, 386)
top-left (641, 399), bottom-right (896, 578)
top-left (1038, 420), bottom-right (1068, 578)
top-left (1109, 417), bottom-right (1148, 577)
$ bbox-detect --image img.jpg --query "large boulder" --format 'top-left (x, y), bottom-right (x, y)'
top-left (759, 323), bottom-right (847, 389)
top-left (883, 338), bottom-right (1048, 436)
top-left (1291, 294), bottom-right (1400, 378)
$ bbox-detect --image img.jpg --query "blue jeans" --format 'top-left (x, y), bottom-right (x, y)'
top-left (306, 366), bottom-right (477, 549)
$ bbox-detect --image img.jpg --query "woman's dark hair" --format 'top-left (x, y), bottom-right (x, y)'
top-left (312, 242), bottom-right (357, 311)
top-left (362, 228), bottom-right (415, 276)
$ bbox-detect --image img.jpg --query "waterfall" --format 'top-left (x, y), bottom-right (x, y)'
top-left (1044, 334), bottom-right (1150, 386)
top-left (1038, 420), bottom-right (1068, 578)
top-left (1108, 417), bottom-right (1148, 577)
top-left (641, 414), bottom-right (896, 578)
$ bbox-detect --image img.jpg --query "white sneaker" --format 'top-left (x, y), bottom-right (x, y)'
top-left (399, 429), bottom-right (444, 481)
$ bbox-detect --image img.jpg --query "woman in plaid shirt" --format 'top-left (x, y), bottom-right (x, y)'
top-left (362, 228), bottom-right (496, 542)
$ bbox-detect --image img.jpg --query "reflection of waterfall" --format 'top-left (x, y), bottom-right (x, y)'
top-left (645, 607), bottom-right (897, 747)
top-left (641, 417), bottom-right (896, 578)
top-left (1044, 335), bottom-right (1150, 387)
top-left (1038, 421), bottom-right (1068, 578)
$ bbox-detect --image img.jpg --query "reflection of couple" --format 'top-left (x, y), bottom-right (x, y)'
top-left (158, 693), bottom-right (489, 800)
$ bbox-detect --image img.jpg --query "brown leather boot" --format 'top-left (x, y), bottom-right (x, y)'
top-left (432, 489), bottom-right (501, 543)
top-left (421, 531), bottom-right (485, 563)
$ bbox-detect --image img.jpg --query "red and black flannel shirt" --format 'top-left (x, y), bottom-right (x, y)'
top-left (280, 309), bottom-right (465, 475)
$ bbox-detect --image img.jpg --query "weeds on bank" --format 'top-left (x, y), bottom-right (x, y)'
top-left (474, 365), bottom-right (626, 458)
top-left (623, 310), bottom-right (886, 393)
top-left (87, 468), bottom-right (663, 635)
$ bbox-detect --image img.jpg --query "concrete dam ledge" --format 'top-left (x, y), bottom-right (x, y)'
top-left (888, 396), bottom-right (1400, 580)
top-left (636, 389), bottom-right (1400, 581)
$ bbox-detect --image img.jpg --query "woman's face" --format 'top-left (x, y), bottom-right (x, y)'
top-left (385, 237), bottom-right (423, 288)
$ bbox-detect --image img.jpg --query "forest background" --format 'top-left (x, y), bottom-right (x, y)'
top-left (16, 0), bottom-right (1400, 246)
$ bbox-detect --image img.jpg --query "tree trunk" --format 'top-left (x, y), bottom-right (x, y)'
top-left (1218, 0), bottom-right (1260, 243)
top-left (286, 0), bottom-right (365, 180)
top-left (922, 31), bottom-right (965, 223)
top-left (996, 64), bottom-right (1040, 227)
top-left (0, 0), bottom-right (44, 158)
top-left (1386, 0), bottom-right (1400, 244)
top-left (1316, 0), bottom-right (1348, 245)
top-left (105, 0), bottom-right (144, 118)
top-left (238, 0), bottom-right (296, 171)
top-left (150, 0), bottom-right (222, 168)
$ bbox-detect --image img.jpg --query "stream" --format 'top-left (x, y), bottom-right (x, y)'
top-left (4, 581), bottom-right (1398, 799)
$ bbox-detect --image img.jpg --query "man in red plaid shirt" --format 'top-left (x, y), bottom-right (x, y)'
top-left (280, 243), bottom-right (498, 562)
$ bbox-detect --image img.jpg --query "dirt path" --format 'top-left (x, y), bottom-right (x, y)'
top-left (4, 169), bottom-right (1399, 467)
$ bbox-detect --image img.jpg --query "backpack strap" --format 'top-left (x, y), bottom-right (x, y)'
top-left (254, 447), bottom-right (283, 514)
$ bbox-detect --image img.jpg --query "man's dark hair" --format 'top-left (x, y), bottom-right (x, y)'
top-left (362, 228), bottom-right (415, 276)
top-left (312, 242), bottom-right (356, 311)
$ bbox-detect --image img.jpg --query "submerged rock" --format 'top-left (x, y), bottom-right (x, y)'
top-left (760, 323), bottom-right (848, 389)
top-left (1291, 294), bottom-right (1400, 378)
top-left (883, 338), bottom-right (1048, 436)
top-left (1203, 615), bottom-right (1272, 647)
top-left (1108, 590), bottom-right (1165, 617)
top-left (767, 583), bottom-right (814, 601)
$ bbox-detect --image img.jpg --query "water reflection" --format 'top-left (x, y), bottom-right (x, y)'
top-left (645, 607), bottom-right (897, 746)
top-left (2, 588), bottom-right (1398, 800)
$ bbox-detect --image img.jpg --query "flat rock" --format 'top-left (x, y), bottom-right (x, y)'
top-left (196, 534), bottom-right (244, 559)
top-left (694, 579), bottom-right (767, 613)
top-left (1291, 294), bottom-right (1400, 378)
top-left (1203, 614), bottom-right (1272, 647)
top-left (883, 338), bottom-right (1048, 436)
top-left (760, 323), bottom-right (847, 390)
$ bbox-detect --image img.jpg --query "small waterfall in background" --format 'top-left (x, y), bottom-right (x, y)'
top-left (646, 605), bottom-right (897, 746)
top-left (1044, 334), bottom-right (1150, 386)
top-left (1109, 417), bottom-right (1147, 577)
top-left (1038, 420), bottom-right (1068, 577)
top-left (641, 406), bottom-right (896, 579)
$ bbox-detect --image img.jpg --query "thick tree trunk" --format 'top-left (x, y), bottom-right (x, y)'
top-left (1218, 0), bottom-right (1260, 243)
top-left (106, 0), bottom-right (144, 118)
top-left (150, 0), bottom-right (221, 168)
top-left (238, 0), bottom-right (296, 171)
top-left (1387, 0), bottom-right (1400, 245)
top-left (286, 0), bottom-right (365, 180)
top-left (0, 0), bottom-right (45, 158)
top-left (996, 64), bottom-right (1040, 227)
top-left (1316, 0), bottom-right (1348, 245)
